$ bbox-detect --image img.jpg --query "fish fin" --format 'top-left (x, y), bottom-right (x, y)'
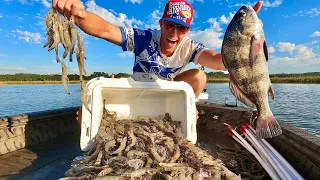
top-left (249, 36), bottom-right (261, 68)
top-left (263, 40), bottom-right (269, 61)
top-left (255, 113), bottom-right (282, 139)
top-left (229, 75), bottom-right (255, 108)
top-left (268, 84), bottom-right (275, 100)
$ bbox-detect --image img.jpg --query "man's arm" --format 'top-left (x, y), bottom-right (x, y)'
top-left (197, 50), bottom-right (226, 71)
top-left (52, 0), bottom-right (122, 46)
top-left (75, 11), bottom-right (122, 46)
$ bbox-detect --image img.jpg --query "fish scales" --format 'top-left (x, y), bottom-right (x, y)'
top-left (222, 5), bottom-right (281, 139)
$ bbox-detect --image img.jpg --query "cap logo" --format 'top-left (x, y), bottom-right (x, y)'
top-left (167, 2), bottom-right (191, 15)
top-left (161, 0), bottom-right (193, 28)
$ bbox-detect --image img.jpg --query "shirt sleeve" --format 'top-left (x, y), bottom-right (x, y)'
top-left (188, 40), bottom-right (208, 65)
top-left (119, 27), bottom-right (151, 53)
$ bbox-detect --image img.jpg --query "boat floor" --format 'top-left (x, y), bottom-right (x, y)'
top-left (0, 129), bottom-right (266, 180)
top-left (0, 134), bottom-right (82, 180)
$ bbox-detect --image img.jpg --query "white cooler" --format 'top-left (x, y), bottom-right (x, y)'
top-left (80, 73), bottom-right (198, 151)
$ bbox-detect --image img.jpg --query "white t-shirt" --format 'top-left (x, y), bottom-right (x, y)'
top-left (120, 27), bottom-right (208, 80)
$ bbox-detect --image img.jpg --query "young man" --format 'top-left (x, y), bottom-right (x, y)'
top-left (52, 0), bottom-right (262, 97)
top-left (52, 0), bottom-right (263, 121)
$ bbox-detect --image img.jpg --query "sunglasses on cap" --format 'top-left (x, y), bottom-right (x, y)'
top-left (162, 21), bottom-right (190, 35)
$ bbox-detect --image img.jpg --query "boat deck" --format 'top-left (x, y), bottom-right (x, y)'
top-left (0, 134), bottom-right (81, 180)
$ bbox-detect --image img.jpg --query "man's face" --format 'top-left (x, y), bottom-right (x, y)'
top-left (160, 20), bottom-right (190, 56)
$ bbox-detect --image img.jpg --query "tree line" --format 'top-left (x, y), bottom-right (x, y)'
top-left (205, 72), bottom-right (320, 84)
top-left (0, 72), bottom-right (131, 81)
top-left (0, 72), bottom-right (319, 84)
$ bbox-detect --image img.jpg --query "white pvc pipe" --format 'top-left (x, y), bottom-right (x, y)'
top-left (244, 127), bottom-right (291, 180)
top-left (246, 124), bottom-right (304, 180)
top-left (260, 139), bottom-right (296, 180)
top-left (228, 132), bottom-right (256, 155)
top-left (242, 129), bottom-right (273, 167)
top-left (225, 124), bottom-right (280, 180)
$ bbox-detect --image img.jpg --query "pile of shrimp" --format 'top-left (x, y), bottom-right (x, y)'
top-left (59, 109), bottom-right (241, 180)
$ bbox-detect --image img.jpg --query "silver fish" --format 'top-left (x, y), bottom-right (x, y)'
top-left (221, 5), bottom-right (281, 139)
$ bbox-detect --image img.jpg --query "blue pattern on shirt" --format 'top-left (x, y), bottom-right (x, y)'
top-left (120, 27), bottom-right (205, 79)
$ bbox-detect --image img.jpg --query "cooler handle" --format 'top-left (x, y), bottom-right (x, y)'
top-left (131, 72), bottom-right (158, 82)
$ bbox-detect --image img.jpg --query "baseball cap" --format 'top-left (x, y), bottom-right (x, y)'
top-left (160, 0), bottom-right (194, 28)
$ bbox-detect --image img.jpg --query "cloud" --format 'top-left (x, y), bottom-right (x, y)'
top-left (144, 10), bottom-right (162, 30)
top-left (295, 8), bottom-right (320, 17)
top-left (268, 46), bottom-right (275, 54)
top-left (124, 0), bottom-right (143, 4)
top-left (310, 31), bottom-right (320, 37)
top-left (0, 64), bottom-right (27, 73)
top-left (263, 0), bottom-right (282, 8)
top-left (86, 0), bottom-right (143, 28)
top-left (41, 0), bottom-right (50, 8)
top-left (188, 0), bottom-right (204, 3)
top-left (14, 29), bottom-right (43, 43)
top-left (282, 15), bottom-right (289, 18)
top-left (0, 53), bottom-right (6, 56)
top-left (188, 18), bottom-right (224, 50)
top-left (228, 2), bottom-right (254, 8)
top-left (188, 10), bottom-right (237, 50)
top-left (8, 0), bottom-right (51, 8)
top-left (118, 51), bottom-right (134, 57)
top-left (18, 0), bottom-right (41, 5)
top-left (228, 0), bottom-right (282, 8)
top-left (277, 42), bottom-right (296, 54)
top-left (306, 8), bottom-right (320, 17)
top-left (219, 12), bottom-right (235, 24)
top-left (0, 14), bottom-right (2, 18)
top-left (271, 42), bottom-right (320, 66)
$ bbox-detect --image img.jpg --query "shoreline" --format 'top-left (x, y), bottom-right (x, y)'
top-left (207, 78), bottom-right (320, 84)
top-left (0, 81), bottom-right (83, 85)
top-left (1, 78), bottom-right (320, 85)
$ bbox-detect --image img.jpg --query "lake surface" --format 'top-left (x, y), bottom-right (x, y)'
top-left (0, 83), bottom-right (319, 136)
top-left (205, 83), bottom-right (320, 136)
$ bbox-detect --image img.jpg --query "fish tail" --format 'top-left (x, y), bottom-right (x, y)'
top-left (256, 114), bottom-right (282, 140)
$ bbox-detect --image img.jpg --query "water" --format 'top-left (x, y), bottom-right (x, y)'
top-left (205, 83), bottom-right (320, 136)
top-left (0, 84), bottom-right (82, 117)
top-left (0, 83), bottom-right (319, 136)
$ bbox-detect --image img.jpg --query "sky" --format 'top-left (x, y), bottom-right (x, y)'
top-left (0, 0), bottom-right (319, 75)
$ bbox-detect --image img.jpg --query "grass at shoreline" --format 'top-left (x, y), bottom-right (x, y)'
top-left (1, 77), bottom-right (320, 85)
top-left (0, 81), bottom-right (82, 85)
top-left (207, 77), bottom-right (320, 84)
